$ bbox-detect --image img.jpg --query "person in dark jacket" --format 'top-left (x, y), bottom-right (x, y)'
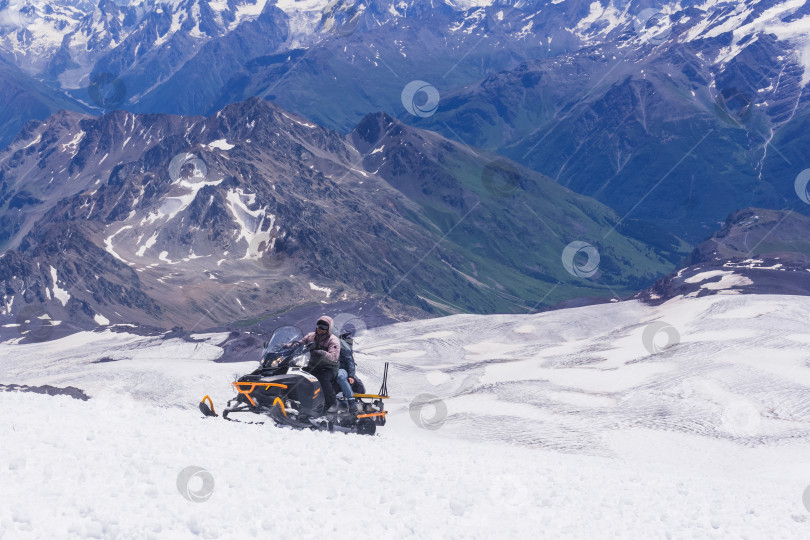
top-left (294, 315), bottom-right (341, 413)
top-left (335, 337), bottom-right (358, 413)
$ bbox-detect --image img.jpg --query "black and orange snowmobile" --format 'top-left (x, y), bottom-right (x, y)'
top-left (199, 325), bottom-right (388, 435)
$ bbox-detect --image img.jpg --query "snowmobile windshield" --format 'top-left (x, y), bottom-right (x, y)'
top-left (265, 326), bottom-right (304, 352)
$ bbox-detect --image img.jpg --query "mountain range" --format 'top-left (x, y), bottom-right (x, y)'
top-left (1, 1), bottom-right (809, 239)
top-left (0, 97), bottom-right (690, 335)
top-left (1, 0), bottom-right (809, 335)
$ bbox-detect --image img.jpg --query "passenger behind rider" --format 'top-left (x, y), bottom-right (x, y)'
top-left (335, 335), bottom-right (359, 414)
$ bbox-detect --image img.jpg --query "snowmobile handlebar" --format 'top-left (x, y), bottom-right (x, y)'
top-left (260, 341), bottom-right (310, 370)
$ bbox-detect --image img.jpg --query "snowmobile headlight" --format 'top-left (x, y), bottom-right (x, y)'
top-left (270, 356), bottom-right (282, 368)
top-left (292, 353), bottom-right (308, 367)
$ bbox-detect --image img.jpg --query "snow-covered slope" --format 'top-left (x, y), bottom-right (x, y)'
top-left (2, 294), bottom-right (810, 537)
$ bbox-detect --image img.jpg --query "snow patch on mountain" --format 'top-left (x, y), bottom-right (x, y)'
top-left (104, 225), bottom-right (135, 266)
top-left (275, 0), bottom-right (331, 46)
top-left (685, 270), bottom-right (754, 290)
top-left (2, 294), bottom-right (14, 316)
top-left (569, 1), bottom-right (624, 40)
top-left (225, 188), bottom-right (275, 258)
top-left (309, 282), bottom-right (333, 297)
top-left (446, 0), bottom-right (497, 10)
top-left (141, 176), bottom-right (222, 225)
top-left (230, 0), bottom-right (271, 31)
top-left (679, 0), bottom-right (810, 82)
top-left (49, 266), bottom-right (70, 307)
top-left (23, 134), bottom-right (41, 149)
top-left (60, 131), bottom-right (85, 157)
top-left (136, 231), bottom-right (159, 257)
top-left (206, 139), bottom-right (235, 150)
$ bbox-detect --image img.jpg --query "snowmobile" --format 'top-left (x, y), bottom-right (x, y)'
top-left (199, 325), bottom-right (389, 435)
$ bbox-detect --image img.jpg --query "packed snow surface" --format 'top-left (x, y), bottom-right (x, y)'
top-left (2, 295), bottom-right (810, 538)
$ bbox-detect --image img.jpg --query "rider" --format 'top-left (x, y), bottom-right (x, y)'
top-left (295, 316), bottom-right (341, 413)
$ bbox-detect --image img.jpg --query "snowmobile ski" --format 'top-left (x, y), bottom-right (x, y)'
top-left (199, 395), bottom-right (217, 417)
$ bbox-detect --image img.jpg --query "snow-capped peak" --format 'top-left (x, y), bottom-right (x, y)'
top-left (0, 0), bottom-right (273, 89)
